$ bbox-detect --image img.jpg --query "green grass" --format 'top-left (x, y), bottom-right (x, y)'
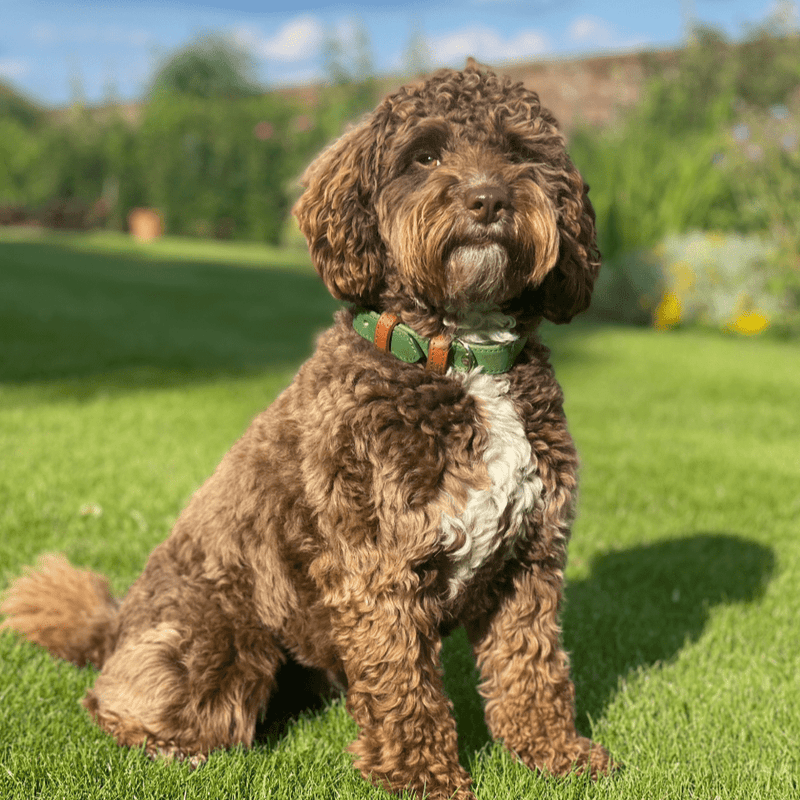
top-left (1, 229), bottom-right (798, 799)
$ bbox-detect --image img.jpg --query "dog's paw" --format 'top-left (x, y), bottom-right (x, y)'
top-left (144, 741), bottom-right (207, 770)
top-left (516, 735), bottom-right (617, 779)
top-left (416, 772), bottom-right (475, 800)
top-left (366, 765), bottom-right (474, 799)
top-left (574, 736), bottom-right (617, 778)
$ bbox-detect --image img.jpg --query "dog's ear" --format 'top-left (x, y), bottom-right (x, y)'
top-left (293, 120), bottom-right (384, 304)
top-left (535, 169), bottom-right (600, 324)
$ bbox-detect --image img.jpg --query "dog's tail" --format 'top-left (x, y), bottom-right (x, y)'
top-left (1, 554), bottom-right (120, 668)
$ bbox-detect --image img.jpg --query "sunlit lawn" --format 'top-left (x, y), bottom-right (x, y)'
top-left (1, 229), bottom-right (798, 799)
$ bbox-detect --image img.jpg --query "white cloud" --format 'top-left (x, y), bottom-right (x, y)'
top-left (429, 25), bottom-right (550, 67)
top-left (567, 16), bottom-right (615, 47)
top-left (237, 15), bottom-right (324, 63)
top-left (766, 0), bottom-right (799, 30)
top-left (0, 58), bottom-right (30, 80)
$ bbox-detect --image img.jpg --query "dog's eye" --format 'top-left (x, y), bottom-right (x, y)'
top-left (415, 153), bottom-right (441, 168)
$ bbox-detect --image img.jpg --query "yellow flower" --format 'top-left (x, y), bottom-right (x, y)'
top-left (728, 311), bottom-right (770, 335)
top-left (668, 260), bottom-right (695, 292)
top-left (654, 291), bottom-right (682, 330)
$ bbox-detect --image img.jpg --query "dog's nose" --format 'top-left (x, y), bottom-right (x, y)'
top-left (464, 185), bottom-right (509, 225)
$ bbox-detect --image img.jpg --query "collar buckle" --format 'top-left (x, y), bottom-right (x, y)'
top-left (456, 340), bottom-right (476, 371)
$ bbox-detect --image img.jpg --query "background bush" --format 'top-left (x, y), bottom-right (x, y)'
top-left (0, 34), bottom-right (377, 244)
top-left (571, 21), bottom-right (800, 334)
top-left (133, 93), bottom-right (295, 242)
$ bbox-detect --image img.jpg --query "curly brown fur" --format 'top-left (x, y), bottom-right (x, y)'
top-left (2, 61), bottom-right (612, 799)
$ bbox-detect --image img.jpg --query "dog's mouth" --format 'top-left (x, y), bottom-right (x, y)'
top-left (444, 242), bottom-right (512, 306)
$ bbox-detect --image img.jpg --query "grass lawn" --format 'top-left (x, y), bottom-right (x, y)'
top-left (1, 229), bottom-right (798, 799)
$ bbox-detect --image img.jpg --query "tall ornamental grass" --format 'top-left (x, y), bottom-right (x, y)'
top-left (569, 24), bottom-right (800, 334)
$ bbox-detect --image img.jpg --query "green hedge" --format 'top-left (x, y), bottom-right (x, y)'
top-left (0, 81), bottom-right (372, 244)
top-left (133, 94), bottom-right (296, 242)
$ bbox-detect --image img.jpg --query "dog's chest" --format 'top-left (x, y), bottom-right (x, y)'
top-left (439, 371), bottom-right (544, 595)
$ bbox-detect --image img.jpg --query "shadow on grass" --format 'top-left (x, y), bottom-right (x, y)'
top-left (0, 237), bottom-right (602, 397)
top-left (441, 532), bottom-right (775, 756)
top-left (0, 237), bottom-right (338, 392)
top-left (564, 532), bottom-right (775, 728)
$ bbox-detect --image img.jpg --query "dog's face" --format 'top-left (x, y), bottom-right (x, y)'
top-left (294, 64), bottom-right (599, 324)
top-left (374, 114), bottom-right (560, 312)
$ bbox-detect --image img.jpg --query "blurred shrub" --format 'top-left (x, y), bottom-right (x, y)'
top-left (588, 248), bottom-right (662, 326)
top-left (590, 232), bottom-right (789, 336)
top-left (0, 97), bottom-right (326, 244)
top-left (570, 115), bottom-right (739, 266)
top-left (321, 18), bottom-right (379, 121)
top-left (0, 81), bottom-right (45, 130)
top-left (38, 109), bottom-right (121, 210)
top-left (570, 25), bottom-right (769, 266)
top-left (0, 117), bottom-right (43, 205)
top-left (736, 7), bottom-right (800, 107)
top-left (649, 232), bottom-right (783, 335)
top-left (641, 26), bottom-right (738, 136)
top-left (0, 30), bottom-right (379, 244)
top-left (718, 102), bottom-right (800, 330)
top-left (135, 93), bottom-right (292, 242)
top-left (572, 19), bottom-right (800, 334)
top-left (126, 62), bottom-right (376, 242)
top-left (0, 105), bottom-right (130, 228)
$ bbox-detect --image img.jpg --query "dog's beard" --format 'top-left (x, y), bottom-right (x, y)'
top-left (445, 243), bottom-right (510, 308)
top-left (381, 174), bottom-right (559, 310)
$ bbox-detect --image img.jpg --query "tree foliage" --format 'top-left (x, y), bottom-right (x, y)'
top-left (402, 27), bottom-right (433, 79)
top-left (148, 34), bottom-right (261, 100)
top-left (0, 81), bottom-right (45, 129)
top-left (320, 19), bottom-right (379, 123)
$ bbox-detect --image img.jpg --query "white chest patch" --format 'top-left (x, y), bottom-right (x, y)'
top-left (439, 370), bottom-right (545, 596)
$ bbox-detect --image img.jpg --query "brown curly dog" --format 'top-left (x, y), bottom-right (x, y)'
top-left (2, 61), bottom-right (613, 798)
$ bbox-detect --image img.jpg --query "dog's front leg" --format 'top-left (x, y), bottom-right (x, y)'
top-left (328, 576), bottom-right (473, 799)
top-left (471, 560), bottom-right (612, 778)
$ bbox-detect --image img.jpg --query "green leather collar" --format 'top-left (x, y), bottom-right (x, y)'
top-left (352, 308), bottom-right (527, 374)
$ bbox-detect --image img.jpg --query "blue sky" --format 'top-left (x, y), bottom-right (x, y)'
top-left (0, 0), bottom-right (790, 107)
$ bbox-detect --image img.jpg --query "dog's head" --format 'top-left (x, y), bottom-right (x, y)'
top-left (293, 62), bottom-right (599, 324)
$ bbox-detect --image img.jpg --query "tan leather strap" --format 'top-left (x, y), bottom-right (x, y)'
top-left (426, 334), bottom-right (450, 374)
top-left (374, 312), bottom-right (400, 353)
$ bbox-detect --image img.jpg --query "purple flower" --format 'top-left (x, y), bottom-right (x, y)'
top-left (733, 123), bottom-right (750, 142)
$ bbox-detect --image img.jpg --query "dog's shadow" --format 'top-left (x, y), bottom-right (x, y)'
top-left (447, 531), bottom-right (775, 754)
top-left (256, 532), bottom-right (775, 756)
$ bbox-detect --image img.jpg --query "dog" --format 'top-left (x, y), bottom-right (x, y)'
top-left (1, 61), bottom-right (612, 798)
